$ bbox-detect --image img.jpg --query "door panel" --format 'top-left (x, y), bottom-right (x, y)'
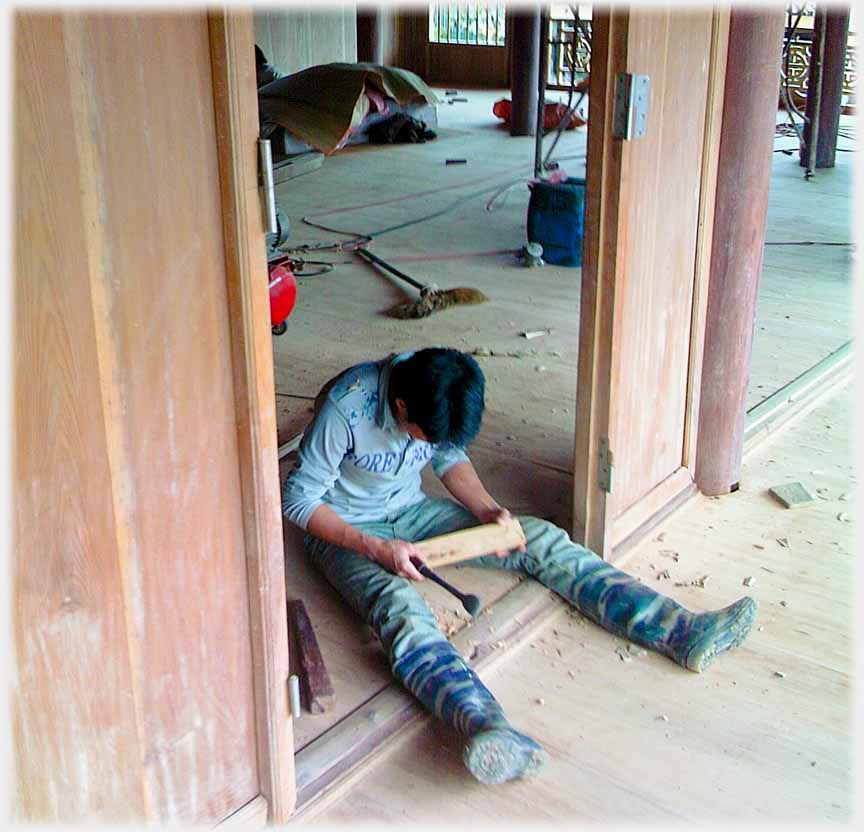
top-left (611, 10), bottom-right (712, 514)
top-left (14, 17), bottom-right (148, 818)
top-left (14, 13), bottom-right (263, 823)
top-left (574, 8), bottom-right (727, 558)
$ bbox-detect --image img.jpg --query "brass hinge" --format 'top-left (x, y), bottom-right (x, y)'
top-left (599, 437), bottom-right (614, 493)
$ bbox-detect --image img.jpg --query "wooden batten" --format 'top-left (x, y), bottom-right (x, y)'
top-left (682, 5), bottom-right (731, 473)
top-left (416, 518), bottom-right (527, 568)
top-left (208, 10), bottom-right (296, 823)
top-left (573, 9), bottom-right (628, 556)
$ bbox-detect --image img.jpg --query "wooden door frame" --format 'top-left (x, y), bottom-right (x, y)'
top-left (573, 6), bottom-right (730, 560)
top-left (208, 11), bottom-right (296, 823)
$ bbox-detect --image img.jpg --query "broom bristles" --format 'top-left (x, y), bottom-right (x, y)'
top-left (386, 287), bottom-right (488, 319)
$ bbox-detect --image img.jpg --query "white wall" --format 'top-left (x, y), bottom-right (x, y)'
top-left (254, 4), bottom-right (358, 77)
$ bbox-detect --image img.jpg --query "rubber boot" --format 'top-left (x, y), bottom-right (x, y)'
top-left (393, 641), bottom-right (548, 784)
top-left (542, 546), bottom-right (757, 672)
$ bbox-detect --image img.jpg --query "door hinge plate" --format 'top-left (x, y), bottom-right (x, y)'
top-left (599, 437), bottom-right (615, 493)
top-left (613, 73), bottom-right (650, 140)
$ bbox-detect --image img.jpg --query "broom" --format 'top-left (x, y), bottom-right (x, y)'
top-left (355, 247), bottom-right (487, 319)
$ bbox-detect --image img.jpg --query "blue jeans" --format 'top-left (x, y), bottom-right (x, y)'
top-left (305, 496), bottom-right (647, 666)
top-left (302, 496), bottom-right (756, 778)
top-left (304, 496), bottom-right (757, 678)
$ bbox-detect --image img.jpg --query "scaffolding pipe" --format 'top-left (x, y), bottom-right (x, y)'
top-left (534, 7), bottom-right (551, 178)
top-left (804, 6), bottom-right (828, 178)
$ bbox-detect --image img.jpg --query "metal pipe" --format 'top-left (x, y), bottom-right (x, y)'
top-left (804, 6), bottom-right (827, 179)
top-left (534, 6), bottom-right (551, 178)
top-left (258, 138), bottom-right (278, 234)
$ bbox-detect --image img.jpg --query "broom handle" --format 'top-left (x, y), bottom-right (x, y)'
top-left (356, 247), bottom-right (427, 292)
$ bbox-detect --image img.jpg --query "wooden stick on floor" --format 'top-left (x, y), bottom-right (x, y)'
top-left (415, 517), bottom-right (527, 569)
top-left (287, 599), bottom-right (336, 714)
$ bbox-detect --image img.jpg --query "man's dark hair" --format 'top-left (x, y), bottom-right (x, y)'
top-left (390, 348), bottom-right (485, 447)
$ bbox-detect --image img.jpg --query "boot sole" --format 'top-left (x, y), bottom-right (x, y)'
top-left (463, 729), bottom-right (548, 785)
top-left (685, 596), bottom-right (758, 673)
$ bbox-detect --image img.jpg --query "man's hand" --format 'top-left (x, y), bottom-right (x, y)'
top-left (367, 537), bottom-right (426, 581)
top-left (475, 505), bottom-right (527, 557)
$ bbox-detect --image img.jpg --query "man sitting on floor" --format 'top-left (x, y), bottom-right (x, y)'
top-left (282, 348), bottom-right (757, 784)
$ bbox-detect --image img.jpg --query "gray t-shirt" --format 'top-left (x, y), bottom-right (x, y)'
top-left (282, 353), bottom-right (469, 529)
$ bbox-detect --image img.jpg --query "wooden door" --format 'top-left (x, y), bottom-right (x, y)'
top-left (573, 7), bottom-right (729, 559)
top-left (13, 11), bottom-right (293, 824)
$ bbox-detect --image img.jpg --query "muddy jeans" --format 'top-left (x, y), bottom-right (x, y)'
top-left (304, 496), bottom-right (696, 668)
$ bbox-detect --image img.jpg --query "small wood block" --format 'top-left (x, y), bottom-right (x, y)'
top-left (287, 600), bottom-right (335, 714)
top-left (768, 482), bottom-right (815, 509)
top-left (416, 518), bottom-right (527, 569)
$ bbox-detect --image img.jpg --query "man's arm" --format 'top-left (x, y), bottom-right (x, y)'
top-left (283, 396), bottom-right (425, 581)
top-left (306, 504), bottom-right (425, 581)
top-left (439, 460), bottom-right (502, 522)
top-left (440, 461), bottom-right (527, 555)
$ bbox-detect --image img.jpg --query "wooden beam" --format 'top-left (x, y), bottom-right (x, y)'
top-left (415, 518), bottom-right (527, 568)
top-left (288, 600), bottom-right (336, 715)
top-left (743, 341), bottom-right (853, 454)
top-left (572, 9), bottom-right (628, 556)
top-left (682, 5), bottom-right (731, 474)
top-left (208, 10), bottom-right (296, 823)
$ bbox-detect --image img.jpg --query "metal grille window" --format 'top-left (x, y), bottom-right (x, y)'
top-left (429, 4), bottom-right (506, 46)
top-left (782, 2), bottom-right (857, 108)
top-left (548, 5), bottom-right (592, 88)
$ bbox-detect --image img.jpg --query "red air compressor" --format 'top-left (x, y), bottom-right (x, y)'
top-left (268, 259), bottom-right (297, 336)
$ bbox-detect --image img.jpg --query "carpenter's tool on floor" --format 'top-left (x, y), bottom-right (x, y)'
top-left (414, 517), bottom-right (527, 569)
top-left (412, 558), bottom-right (482, 618)
top-left (355, 246), bottom-right (487, 319)
top-left (287, 599), bottom-right (335, 714)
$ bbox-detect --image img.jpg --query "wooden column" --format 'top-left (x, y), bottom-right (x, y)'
top-left (356, 9), bottom-right (382, 64)
top-left (509, 8), bottom-right (541, 136)
top-left (799, 6), bottom-right (850, 169)
top-left (695, 9), bottom-right (786, 496)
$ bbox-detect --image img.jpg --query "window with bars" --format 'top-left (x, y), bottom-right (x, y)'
top-left (548, 5), bottom-right (592, 88)
top-left (429, 4), bottom-right (506, 46)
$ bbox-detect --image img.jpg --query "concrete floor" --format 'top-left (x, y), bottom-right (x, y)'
top-left (271, 89), bottom-right (855, 760)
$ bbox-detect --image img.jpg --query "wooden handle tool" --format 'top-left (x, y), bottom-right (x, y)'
top-left (412, 559), bottom-right (482, 617)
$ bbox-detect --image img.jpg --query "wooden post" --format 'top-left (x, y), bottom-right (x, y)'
top-left (509, 7), bottom-right (541, 136)
top-left (356, 9), bottom-right (382, 64)
top-left (799, 6), bottom-right (850, 170)
top-left (694, 9), bottom-right (786, 496)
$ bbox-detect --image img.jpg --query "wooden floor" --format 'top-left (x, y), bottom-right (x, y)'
top-left (273, 90), bottom-right (854, 753)
top-left (298, 382), bottom-right (855, 823)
